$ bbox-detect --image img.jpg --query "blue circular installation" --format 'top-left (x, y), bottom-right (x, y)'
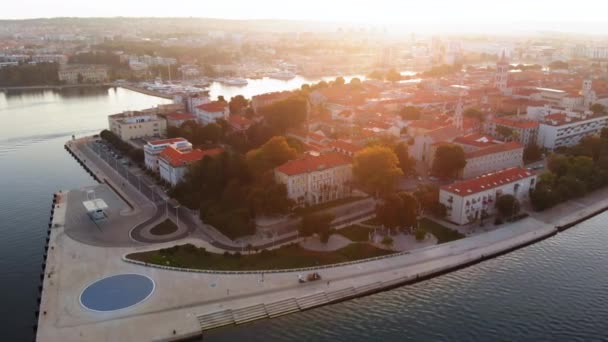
top-left (80, 274), bottom-right (155, 312)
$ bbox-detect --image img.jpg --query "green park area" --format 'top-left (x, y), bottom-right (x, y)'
top-left (336, 224), bottom-right (374, 242)
top-left (418, 218), bottom-right (464, 243)
top-left (127, 242), bottom-right (394, 271)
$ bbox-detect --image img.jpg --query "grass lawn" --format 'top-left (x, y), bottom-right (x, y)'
top-left (149, 219), bottom-right (178, 236)
top-left (294, 196), bottom-right (368, 216)
top-left (419, 218), bottom-right (464, 243)
top-left (336, 224), bottom-right (373, 242)
top-left (127, 242), bottom-right (394, 271)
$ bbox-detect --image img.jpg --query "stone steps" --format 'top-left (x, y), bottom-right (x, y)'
top-left (296, 292), bottom-right (329, 310)
top-left (265, 298), bottom-right (300, 318)
top-left (355, 281), bottom-right (383, 295)
top-left (197, 309), bottom-right (234, 331)
top-left (232, 304), bottom-right (269, 325)
top-left (326, 287), bottom-right (356, 302)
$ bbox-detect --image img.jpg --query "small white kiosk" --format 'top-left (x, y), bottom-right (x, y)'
top-left (83, 190), bottom-right (108, 221)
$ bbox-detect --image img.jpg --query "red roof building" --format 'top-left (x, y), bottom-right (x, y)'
top-left (159, 147), bottom-right (224, 186)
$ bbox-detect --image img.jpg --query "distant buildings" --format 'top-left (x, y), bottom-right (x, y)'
top-left (108, 111), bottom-right (167, 140)
top-left (488, 117), bottom-right (539, 147)
top-left (440, 167), bottom-right (537, 225)
top-left (143, 138), bottom-right (192, 172)
top-left (159, 147), bottom-right (223, 186)
top-left (274, 153), bottom-right (353, 207)
top-left (58, 65), bottom-right (108, 84)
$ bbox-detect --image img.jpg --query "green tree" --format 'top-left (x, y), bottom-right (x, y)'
top-left (590, 103), bottom-right (606, 115)
top-left (431, 144), bottom-right (467, 178)
top-left (381, 236), bottom-right (394, 247)
top-left (260, 95), bottom-right (308, 134)
top-left (246, 136), bottom-right (298, 176)
top-left (547, 154), bottom-right (570, 178)
top-left (495, 194), bottom-right (520, 219)
top-left (549, 60), bottom-right (569, 70)
top-left (394, 142), bottom-right (416, 176)
top-left (353, 146), bottom-right (404, 196)
top-left (229, 95), bottom-right (249, 115)
top-left (523, 143), bottom-right (543, 163)
top-left (400, 106), bottom-right (422, 120)
top-left (334, 76), bottom-right (345, 86)
top-left (299, 212), bottom-right (335, 243)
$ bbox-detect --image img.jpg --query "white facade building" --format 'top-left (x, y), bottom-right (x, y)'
top-left (193, 101), bottom-right (229, 125)
top-left (461, 142), bottom-right (524, 179)
top-left (158, 147), bottom-right (223, 186)
top-left (274, 153), bottom-right (353, 207)
top-left (108, 111), bottom-right (167, 141)
top-left (440, 167), bottom-right (537, 225)
top-left (143, 138), bottom-right (192, 172)
top-left (58, 65), bottom-right (108, 84)
top-left (538, 113), bottom-right (608, 150)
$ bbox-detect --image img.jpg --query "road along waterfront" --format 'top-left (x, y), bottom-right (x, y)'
top-left (39, 162), bottom-right (608, 341)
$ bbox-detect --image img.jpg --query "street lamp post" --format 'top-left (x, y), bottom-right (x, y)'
top-left (174, 204), bottom-right (180, 228)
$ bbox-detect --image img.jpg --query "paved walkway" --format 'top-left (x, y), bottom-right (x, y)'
top-left (37, 196), bottom-right (558, 341)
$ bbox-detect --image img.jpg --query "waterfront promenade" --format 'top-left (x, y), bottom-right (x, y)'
top-left (37, 190), bottom-right (558, 341)
top-left (36, 138), bottom-right (608, 341)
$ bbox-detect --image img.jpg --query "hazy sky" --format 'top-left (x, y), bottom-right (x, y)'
top-left (4, 0), bottom-right (608, 33)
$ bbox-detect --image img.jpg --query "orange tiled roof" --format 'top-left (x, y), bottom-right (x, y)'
top-left (160, 146), bottom-right (223, 168)
top-left (196, 101), bottom-right (227, 113)
top-left (275, 152), bottom-right (352, 176)
top-left (466, 141), bottom-right (523, 159)
top-left (166, 112), bottom-right (196, 121)
top-left (441, 167), bottom-right (534, 196)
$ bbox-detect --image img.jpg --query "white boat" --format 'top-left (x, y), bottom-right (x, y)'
top-left (269, 71), bottom-right (296, 80)
top-left (219, 77), bottom-right (249, 86)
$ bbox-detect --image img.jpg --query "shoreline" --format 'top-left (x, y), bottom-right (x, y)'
top-left (118, 84), bottom-right (174, 99)
top-left (34, 139), bottom-right (608, 340)
top-left (34, 185), bottom-right (608, 340)
top-left (0, 84), bottom-right (113, 92)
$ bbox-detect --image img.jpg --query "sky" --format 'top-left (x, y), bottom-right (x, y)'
top-left (4, 0), bottom-right (608, 33)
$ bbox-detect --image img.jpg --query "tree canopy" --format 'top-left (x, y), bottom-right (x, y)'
top-left (394, 142), bottom-right (416, 176)
top-left (259, 95), bottom-right (308, 134)
top-left (353, 146), bottom-right (404, 196)
top-left (299, 212), bottom-right (335, 243)
top-left (495, 194), bottom-right (520, 218)
top-left (431, 144), bottom-right (466, 178)
top-left (245, 136), bottom-right (298, 176)
top-left (376, 192), bottom-right (418, 230)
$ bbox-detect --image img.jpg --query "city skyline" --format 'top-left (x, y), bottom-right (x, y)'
top-left (4, 0), bottom-right (608, 34)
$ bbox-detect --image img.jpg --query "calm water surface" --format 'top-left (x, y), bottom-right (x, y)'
top-left (2, 85), bottom-right (608, 341)
top-left (0, 87), bottom-right (170, 341)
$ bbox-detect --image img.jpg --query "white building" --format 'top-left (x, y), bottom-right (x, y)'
top-left (461, 142), bottom-right (524, 179)
top-left (158, 147), bottom-right (223, 186)
top-left (440, 167), bottom-right (537, 225)
top-left (537, 113), bottom-right (608, 150)
top-left (58, 65), bottom-right (108, 84)
top-left (143, 138), bottom-right (192, 172)
top-left (274, 153), bottom-right (353, 207)
top-left (488, 117), bottom-right (539, 147)
top-left (108, 111), bottom-right (167, 141)
top-left (193, 101), bottom-right (229, 125)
